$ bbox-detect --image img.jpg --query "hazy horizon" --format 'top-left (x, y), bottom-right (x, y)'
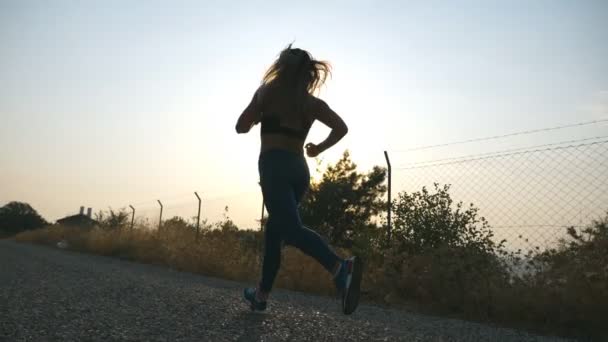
top-left (2, 0), bottom-right (607, 228)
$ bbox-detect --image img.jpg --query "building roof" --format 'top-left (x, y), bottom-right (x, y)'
top-left (56, 214), bottom-right (99, 227)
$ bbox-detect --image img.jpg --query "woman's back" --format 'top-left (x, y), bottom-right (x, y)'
top-left (235, 44), bottom-right (348, 158)
top-left (257, 83), bottom-right (317, 154)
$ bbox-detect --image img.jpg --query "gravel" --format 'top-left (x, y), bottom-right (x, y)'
top-left (0, 240), bottom-right (572, 342)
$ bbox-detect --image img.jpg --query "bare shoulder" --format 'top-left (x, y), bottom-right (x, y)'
top-left (256, 84), bottom-right (268, 102)
top-left (306, 95), bottom-right (346, 130)
top-left (307, 95), bottom-right (331, 116)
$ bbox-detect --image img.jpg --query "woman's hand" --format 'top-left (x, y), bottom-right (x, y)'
top-left (305, 143), bottom-right (321, 158)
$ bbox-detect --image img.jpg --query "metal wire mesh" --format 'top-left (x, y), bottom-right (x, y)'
top-left (393, 139), bottom-right (608, 252)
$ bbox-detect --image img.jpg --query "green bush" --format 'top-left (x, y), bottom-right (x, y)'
top-left (516, 213), bottom-right (608, 338)
top-left (391, 183), bottom-right (505, 255)
top-left (383, 183), bottom-right (510, 318)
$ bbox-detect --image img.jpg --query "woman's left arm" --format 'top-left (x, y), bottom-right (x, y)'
top-left (235, 89), bottom-right (262, 134)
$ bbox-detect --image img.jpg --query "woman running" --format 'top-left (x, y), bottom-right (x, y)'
top-left (235, 45), bottom-right (362, 315)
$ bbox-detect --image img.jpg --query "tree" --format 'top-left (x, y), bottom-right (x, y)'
top-left (391, 183), bottom-right (504, 255)
top-left (0, 201), bottom-right (48, 236)
top-left (95, 208), bottom-right (129, 230)
top-left (300, 150), bottom-right (387, 247)
top-left (216, 206), bottom-right (238, 232)
top-left (534, 211), bottom-right (608, 282)
top-left (164, 216), bottom-right (193, 231)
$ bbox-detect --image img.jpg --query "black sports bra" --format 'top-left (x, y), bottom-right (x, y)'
top-left (260, 116), bottom-right (311, 140)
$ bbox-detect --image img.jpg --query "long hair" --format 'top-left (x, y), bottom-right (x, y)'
top-left (262, 44), bottom-right (331, 104)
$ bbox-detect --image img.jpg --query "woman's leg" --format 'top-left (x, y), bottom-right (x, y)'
top-left (286, 171), bottom-right (341, 274)
top-left (259, 179), bottom-right (342, 293)
top-left (258, 214), bottom-right (283, 293)
top-left (258, 179), bottom-right (298, 292)
top-left (257, 150), bottom-right (341, 293)
top-left (283, 224), bottom-right (341, 274)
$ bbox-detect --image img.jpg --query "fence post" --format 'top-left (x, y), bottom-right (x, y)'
top-left (260, 200), bottom-right (265, 231)
top-left (259, 181), bottom-right (265, 232)
top-left (384, 151), bottom-right (392, 243)
top-left (157, 200), bottom-right (163, 231)
top-left (194, 192), bottom-right (201, 241)
top-left (129, 205), bottom-right (135, 230)
top-left (259, 182), bottom-right (265, 266)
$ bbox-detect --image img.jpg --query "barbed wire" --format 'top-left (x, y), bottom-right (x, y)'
top-left (94, 119), bottom-right (608, 219)
top-left (395, 135), bottom-right (608, 168)
top-left (395, 139), bottom-right (608, 171)
top-left (395, 135), bottom-right (607, 252)
top-left (491, 225), bottom-right (586, 229)
top-left (389, 118), bottom-right (608, 153)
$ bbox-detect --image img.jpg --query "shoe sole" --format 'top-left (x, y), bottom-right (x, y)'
top-left (342, 256), bottom-right (362, 315)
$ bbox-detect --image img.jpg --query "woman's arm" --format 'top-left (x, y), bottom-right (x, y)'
top-left (235, 89), bottom-right (262, 134)
top-left (306, 99), bottom-right (348, 157)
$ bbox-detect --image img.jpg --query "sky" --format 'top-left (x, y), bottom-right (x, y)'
top-left (1, 0), bottom-right (607, 228)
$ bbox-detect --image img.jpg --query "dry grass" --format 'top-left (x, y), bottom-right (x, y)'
top-left (13, 221), bottom-right (608, 340)
top-left (13, 224), bottom-right (337, 294)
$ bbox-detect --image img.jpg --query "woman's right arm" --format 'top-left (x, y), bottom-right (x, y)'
top-left (307, 99), bottom-right (348, 157)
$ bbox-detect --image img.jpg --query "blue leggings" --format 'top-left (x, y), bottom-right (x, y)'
top-left (258, 149), bottom-right (341, 293)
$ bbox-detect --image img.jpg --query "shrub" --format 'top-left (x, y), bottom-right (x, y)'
top-left (11, 187), bottom-right (608, 339)
top-left (514, 213), bottom-right (608, 338)
top-left (383, 183), bottom-right (510, 318)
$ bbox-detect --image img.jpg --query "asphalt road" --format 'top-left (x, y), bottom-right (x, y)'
top-left (0, 240), bottom-right (570, 342)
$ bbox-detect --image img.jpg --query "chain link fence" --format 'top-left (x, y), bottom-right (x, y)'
top-left (393, 138), bottom-right (608, 253)
top-left (101, 123), bottom-right (608, 256)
